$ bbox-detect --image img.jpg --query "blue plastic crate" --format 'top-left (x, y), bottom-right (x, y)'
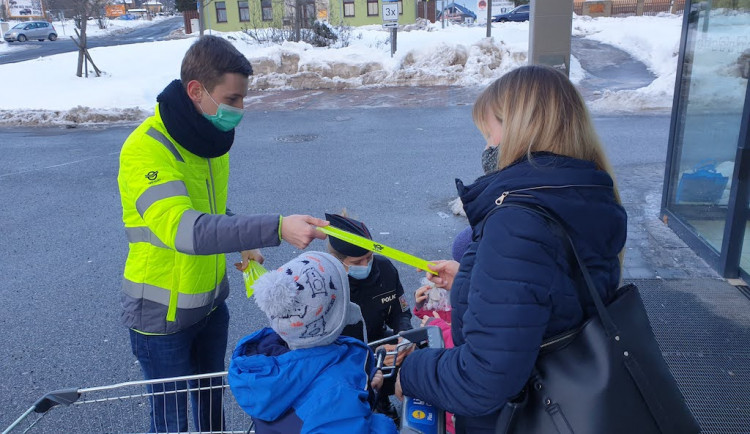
top-left (676, 163), bottom-right (729, 204)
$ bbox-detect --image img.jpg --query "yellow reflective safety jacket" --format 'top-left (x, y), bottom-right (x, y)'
top-left (118, 105), bottom-right (281, 334)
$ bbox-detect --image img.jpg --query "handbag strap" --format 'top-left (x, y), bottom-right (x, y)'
top-left (480, 202), bottom-right (620, 337)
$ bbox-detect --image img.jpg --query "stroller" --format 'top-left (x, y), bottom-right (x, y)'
top-left (3, 326), bottom-right (446, 434)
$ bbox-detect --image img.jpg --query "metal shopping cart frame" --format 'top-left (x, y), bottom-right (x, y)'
top-left (4, 326), bottom-right (445, 434)
top-left (3, 371), bottom-right (254, 434)
top-left (370, 326), bottom-right (446, 434)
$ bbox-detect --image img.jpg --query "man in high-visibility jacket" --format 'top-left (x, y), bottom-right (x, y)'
top-left (117, 36), bottom-right (328, 433)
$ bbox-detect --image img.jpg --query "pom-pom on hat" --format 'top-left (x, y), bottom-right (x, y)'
top-left (252, 252), bottom-right (364, 349)
top-left (325, 213), bottom-right (372, 258)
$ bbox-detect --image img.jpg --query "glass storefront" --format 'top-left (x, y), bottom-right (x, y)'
top-left (663, 0), bottom-right (750, 277)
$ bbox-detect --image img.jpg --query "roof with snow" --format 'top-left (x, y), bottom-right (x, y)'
top-left (439, 2), bottom-right (477, 19)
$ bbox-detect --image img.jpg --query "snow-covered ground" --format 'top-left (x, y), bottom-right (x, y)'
top-left (0, 12), bottom-right (743, 126)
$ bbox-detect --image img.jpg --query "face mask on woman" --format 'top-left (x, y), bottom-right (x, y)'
top-left (482, 145), bottom-right (500, 174)
top-left (348, 256), bottom-right (373, 280)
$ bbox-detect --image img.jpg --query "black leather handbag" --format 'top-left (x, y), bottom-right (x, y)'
top-left (490, 203), bottom-right (700, 434)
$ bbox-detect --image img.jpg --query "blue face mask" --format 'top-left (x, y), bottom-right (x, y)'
top-left (201, 86), bottom-right (245, 132)
top-left (348, 257), bottom-right (373, 280)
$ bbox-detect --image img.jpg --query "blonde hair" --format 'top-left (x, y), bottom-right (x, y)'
top-left (472, 65), bottom-right (620, 203)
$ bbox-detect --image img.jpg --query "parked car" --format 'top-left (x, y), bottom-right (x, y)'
top-left (493, 4), bottom-right (529, 22)
top-left (3, 21), bottom-right (57, 42)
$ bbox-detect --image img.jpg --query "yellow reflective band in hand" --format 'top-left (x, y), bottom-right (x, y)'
top-left (243, 260), bottom-right (268, 298)
top-left (318, 226), bottom-right (438, 275)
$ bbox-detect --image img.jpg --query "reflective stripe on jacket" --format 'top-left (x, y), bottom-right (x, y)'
top-left (118, 105), bottom-right (232, 334)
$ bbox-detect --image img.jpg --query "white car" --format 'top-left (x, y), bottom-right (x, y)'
top-left (3, 21), bottom-right (57, 42)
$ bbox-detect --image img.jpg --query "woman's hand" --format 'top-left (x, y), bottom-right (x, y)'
top-left (380, 339), bottom-right (416, 366)
top-left (426, 260), bottom-right (460, 290)
top-left (234, 249), bottom-right (264, 271)
top-left (370, 369), bottom-right (384, 391)
top-left (395, 371), bottom-right (403, 401)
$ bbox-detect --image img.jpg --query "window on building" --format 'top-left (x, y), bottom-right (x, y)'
top-left (215, 1), bottom-right (227, 22)
top-left (238, 1), bottom-right (250, 21)
top-left (367, 0), bottom-right (378, 16)
top-left (344, 0), bottom-right (355, 17)
top-left (261, 0), bottom-right (273, 21)
top-left (398, 0), bottom-right (403, 14)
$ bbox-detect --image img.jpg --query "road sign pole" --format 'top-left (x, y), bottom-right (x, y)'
top-left (486, 1), bottom-right (492, 37)
top-left (442, 0), bottom-right (445, 28)
top-left (391, 27), bottom-right (397, 57)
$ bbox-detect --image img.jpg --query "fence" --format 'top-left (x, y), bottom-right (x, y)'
top-left (584, 0), bottom-right (685, 17)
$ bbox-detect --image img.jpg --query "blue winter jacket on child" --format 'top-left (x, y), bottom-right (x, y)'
top-left (228, 327), bottom-right (398, 434)
top-left (400, 152), bottom-right (628, 433)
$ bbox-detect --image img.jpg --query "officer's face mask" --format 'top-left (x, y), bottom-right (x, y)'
top-left (347, 256), bottom-right (373, 280)
top-left (200, 85), bottom-right (245, 132)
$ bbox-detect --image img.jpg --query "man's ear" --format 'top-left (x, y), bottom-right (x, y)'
top-left (185, 80), bottom-right (203, 103)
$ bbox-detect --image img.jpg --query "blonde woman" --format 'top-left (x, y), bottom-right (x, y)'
top-left (395, 65), bottom-right (627, 433)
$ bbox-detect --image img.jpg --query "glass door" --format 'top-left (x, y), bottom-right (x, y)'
top-left (665, 2), bottom-right (750, 268)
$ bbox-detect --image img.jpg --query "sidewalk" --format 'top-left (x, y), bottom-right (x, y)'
top-left (635, 278), bottom-right (750, 433)
top-left (617, 160), bottom-right (749, 433)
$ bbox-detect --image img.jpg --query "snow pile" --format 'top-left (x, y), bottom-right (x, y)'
top-left (573, 14), bottom-right (682, 113)
top-left (0, 14), bottom-right (715, 126)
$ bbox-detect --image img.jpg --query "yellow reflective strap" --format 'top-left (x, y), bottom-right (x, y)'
top-left (243, 260), bottom-right (268, 298)
top-left (318, 226), bottom-right (437, 275)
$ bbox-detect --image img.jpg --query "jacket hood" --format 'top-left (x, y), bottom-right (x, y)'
top-left (228, 328), bottom-right (370, 422)
top-left (457, 152), bottom-right (627, 258)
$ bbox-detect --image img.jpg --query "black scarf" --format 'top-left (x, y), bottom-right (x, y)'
top-left (156, 79), bottom-right (234, 159)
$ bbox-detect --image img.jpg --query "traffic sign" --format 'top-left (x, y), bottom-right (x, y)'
top-left (382, 3), bottom-right (399, 21)
top-left (382, 22), bottom-right (398, 28)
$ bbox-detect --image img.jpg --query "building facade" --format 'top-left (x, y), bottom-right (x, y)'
top-left (202, 0), bottom-right (417, 31)
top-left (662, 0), bottom-right (750, 278)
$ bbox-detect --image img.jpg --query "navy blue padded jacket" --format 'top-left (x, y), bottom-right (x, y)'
top-left (400, 153), bottom-right (627, 433)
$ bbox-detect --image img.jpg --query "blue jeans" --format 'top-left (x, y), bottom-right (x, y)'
top-left (129, 302), bottom-right (229, 433)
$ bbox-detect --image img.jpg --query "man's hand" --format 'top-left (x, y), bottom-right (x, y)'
top-left (426, 260), bottom-right (460, 291)
top-left (370, 369), bottom-right (384, 391)
top-left (281, 215), bottom-right (328, 249)
top-left (234, 249), bottom-right (264, 271)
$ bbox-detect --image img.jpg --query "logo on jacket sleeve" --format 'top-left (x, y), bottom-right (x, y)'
top-left (145, 171), bottom-right (159, 182)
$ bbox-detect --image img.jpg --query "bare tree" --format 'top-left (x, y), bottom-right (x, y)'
top-left (69, 0), bottom-right (107, 77)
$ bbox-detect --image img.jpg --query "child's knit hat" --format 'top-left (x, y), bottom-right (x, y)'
top-left (452, 226), bottom-right (473, 262)
top-left (252, 252), bottom-right (364, 349)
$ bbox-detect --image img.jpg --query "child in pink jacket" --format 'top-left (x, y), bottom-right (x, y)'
top-left (410, 226), bottom-right (472, 434)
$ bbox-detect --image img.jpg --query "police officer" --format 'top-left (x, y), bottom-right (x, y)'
top-left (325, 213), bottom-right (413, 343)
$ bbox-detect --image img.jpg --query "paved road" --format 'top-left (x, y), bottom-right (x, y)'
top-left (0, 108), bottom-right (717, 430)
top-left (0, 17), bottom-right (184, 65)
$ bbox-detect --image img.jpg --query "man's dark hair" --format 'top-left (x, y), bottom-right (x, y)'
top-left (180, 36), bottom-right (253, 91)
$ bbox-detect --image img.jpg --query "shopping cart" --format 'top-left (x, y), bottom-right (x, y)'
top-left (370, 325), bottom-right (446, 434)
top-left (2, 372), bottom-right (254, 434)
top-left (4, 325), bottom-right (445, 434)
